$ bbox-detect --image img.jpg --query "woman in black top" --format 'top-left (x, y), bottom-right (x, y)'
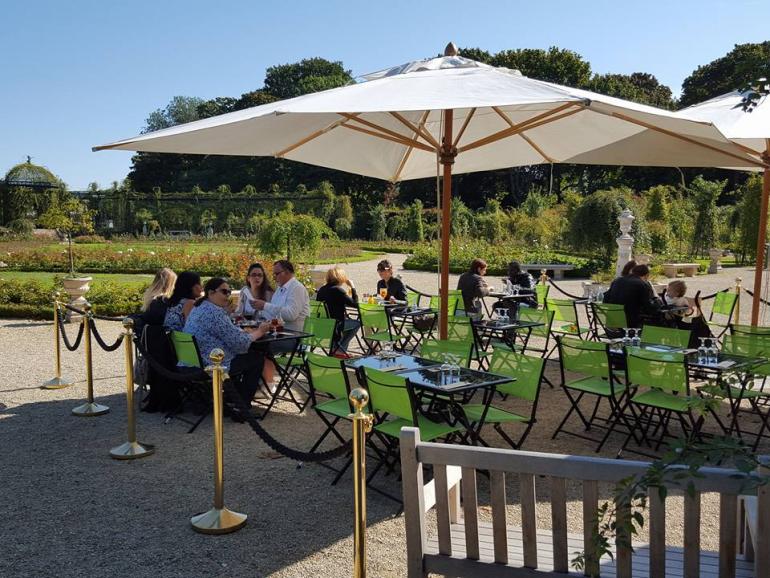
top-left (316, 266), bottom-right (360, 357)
top-left (375, 259), bottom-right (407, 301)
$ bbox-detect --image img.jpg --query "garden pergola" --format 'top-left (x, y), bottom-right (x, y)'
top-left (95, 44), bottom-right (765, 338)
top-left (676, 88), bottom-right (770, 325)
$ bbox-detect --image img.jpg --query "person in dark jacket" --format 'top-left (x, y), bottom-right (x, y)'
top-left (375, 259), bottom-right (407, 301)
top-left (602, 264), bottom-right (661, 329)
top-left (457, 258), bottom-right (491, 315)
top-left (316, 266), bottom-right (360, 357)
top-left (506, 261), bottom-right (537, 310)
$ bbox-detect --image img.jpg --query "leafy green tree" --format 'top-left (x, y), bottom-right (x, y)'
top-left (736, 174), bottom-right (766, 262)
top-left (405, 199), bottom-right (425, 242)
top-left (491, 47), bottom-right (591, 87)
top-left (588, 73), bottom-right (675, 109)
top-left (264, 58), bottom-right (352, 99)
top-left (143, 95), bottom-right (203, 132)
top-left (38, 197), bottom-right (95, 235)
top-left (521, 187), bottom-right (555, 218)
top-left (450, 198), bottom-right (474, 237)
top-left (256, 209), bottom-right (330, 261)
top-left (199, 209), bottom-right (217, 234)
top-left (689, 176), bottom-right (725, 256)
top-left (680, 42), bottom-right (770, 107)
top-left (334, 195), bottom-right (353, 222)
top-left (333, 217), bottom-right (352, 239)
top-left (569, 188), bottom-right (626, 261)
top-left (644, 185), bottom-right (673, 222)
top-left (368, 204), bottom-right (387, 241)
top-left (457, 47), bottom-right (493, 63)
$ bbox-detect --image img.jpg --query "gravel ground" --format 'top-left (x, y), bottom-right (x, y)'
top-left (1, 255), bottom-right (767, 577)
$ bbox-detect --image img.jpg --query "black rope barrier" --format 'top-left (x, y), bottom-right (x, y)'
top-left (743, 288), bottom-right (770, 307)
top-left (62, 303), bottom-right (87, 315)
top-left (90, 320), bottom-right (125, 352)
top-left (57, 309), bottom-right (84, 351)
top-left (93, 313), bottom-right (126, 322)
top-left (546, 278), bottom-right (584, 300)
top-left (133, 338), bottom-right (352, 463)
top-left (700, 288), bottom-right (729, 301)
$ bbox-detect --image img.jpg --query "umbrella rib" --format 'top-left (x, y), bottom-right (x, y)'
top-left (339, 122), bottom-right (435, 153)
top-left (392, 111), bottom-right (431, 182)
top-left (458, 103), bottom-right (583, 154)
top-left (274, 116), bottom-right (355, 158)
top-left (606, 111), bottom-right (768, 168)
top-left (492, 106), bottom-right (555, 163)
top-left (338, 113), bottom-right (436, 153)
top-left (453, 107), bottom-right (477, 148)
top-left (389, 111), bottom-right (440, 149)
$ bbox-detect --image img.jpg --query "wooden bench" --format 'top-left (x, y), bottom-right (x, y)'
top-left (400, 427), bottom-right (770, 578)
top-left (521, 264), bottom-right (574, 280)
top-left (662, 263), bottom-right (700, 277)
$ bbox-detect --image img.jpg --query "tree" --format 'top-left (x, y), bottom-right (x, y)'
top-left (569, 188), bottom-right (627, 262)
top-left (689, 176), bottom-right (725, 256)
top-left (143, 95), bottom-right (204, 133)
top-left (588, 73), bottom-right (675, 109)
top-left (368, 204), bottom-right (387, 241)
top-left (680, 42), bottom-right (770, 107)
top-left (405, 200), bottom-right (425, 242)
top-left (38, 197), bottom-right (95, 235)
top-left (491, 47), bottom-right (591, 87)
top-left (644, 185), bottom-right (672, 222)
top-left (736, 174), bottom-right (766, 262)
top-left (264, 58), bottom-right (353, 99)
top-left (256, 208), bottom-right (330, 261)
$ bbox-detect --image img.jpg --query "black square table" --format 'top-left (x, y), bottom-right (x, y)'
top-left (253, 329), bottom-right (314, 417)
top-left (472, 318), bottom-right (544, 353)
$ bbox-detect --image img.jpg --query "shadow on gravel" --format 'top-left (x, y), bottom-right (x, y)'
top-left (0, 392), bottom-right (402, 578)
top-left (1, 321), bottom-right (52, 328)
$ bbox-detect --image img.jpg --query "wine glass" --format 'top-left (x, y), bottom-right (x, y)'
top-left (513, 284), bottom-right (521, 296)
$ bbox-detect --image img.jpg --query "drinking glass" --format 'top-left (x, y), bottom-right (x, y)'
top-left (697, 337), bottom-right (708, 364)
top-left (622, 328), bottom-right (630, 347)
top-left (631, 328), bottom-right (641, 348)
top-left (440, 354), bottom-right (452, 385)
top-left (707, 338), bottom-right (718, 365)
top-left (513, 284), bottom-right (520, 296)
top-left (270, 318), bottom-right (279, 334)
top-left (379, 288), bottom-right (388, 300)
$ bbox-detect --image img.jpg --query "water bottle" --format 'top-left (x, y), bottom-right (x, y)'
top-left (697, 338), bottom-right (707, 364)
top-left (707, 339), bottom-right (718, 365)
top-left (631, 328), bottom-right (641, 348)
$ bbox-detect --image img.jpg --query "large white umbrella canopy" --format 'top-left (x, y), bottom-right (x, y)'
top-left (677, 88), bottom-right (770, 324)
top-left (96, 48), bottom-right (765, 337)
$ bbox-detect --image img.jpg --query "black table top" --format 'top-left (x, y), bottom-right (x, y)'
top-left (398, 365), bottom-right (512, 393)
top-left (488, 291), bottom-right (534, 300)
top-left (473, 319), bottom-right (543, 332)
top-left (254, 329), bottom-right (312, 344)
top-left (345, 353), bottom-right (440, 373)
top-left (388, 306), bottom-right (435, 317)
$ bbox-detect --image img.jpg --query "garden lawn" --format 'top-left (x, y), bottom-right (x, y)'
top-left (0, 271), bottom-right (154, 286)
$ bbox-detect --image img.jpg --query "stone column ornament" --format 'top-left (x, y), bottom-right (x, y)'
top-left (615, 209), bottom-right (635, 277)
top-left (708, 248), bottom-right (723, 274)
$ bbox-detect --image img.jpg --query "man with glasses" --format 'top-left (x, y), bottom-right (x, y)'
top-left (252, 259), bottom-right (310, 336)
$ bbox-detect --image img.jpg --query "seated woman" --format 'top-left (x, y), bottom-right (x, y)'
top-left (603, 264), bottom-right (661, 328)
top-left (376, 259), bottom-right (407, 301)
top-left (182, 277), bottom-right (271, 402)
top-left (316, 266), bottom-right (360, 358)
top-left (235, 263), bottom-right (274, 319)
top-left (134, 267), bottom-right (176, 333)
top-left (164, 271), bottom-right (203, 331)
top-left (457, 258), bottom-right (490, 315)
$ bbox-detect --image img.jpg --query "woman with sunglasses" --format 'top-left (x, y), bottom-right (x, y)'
top-left (235, 263), bottom-right (274, 319)
top-left (183, 277), bottom-right (271, 402)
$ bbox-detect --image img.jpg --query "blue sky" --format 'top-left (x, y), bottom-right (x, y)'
top-left (2, 0), bottom-right (769, 190)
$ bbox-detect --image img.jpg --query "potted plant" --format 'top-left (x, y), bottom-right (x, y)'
top-left (38, 198), bottom-right (96, 321)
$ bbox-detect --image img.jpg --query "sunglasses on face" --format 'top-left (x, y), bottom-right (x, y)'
top-left (249, 272), bottom-right (263, 278)
top-left (216, 288), bottom-right (232, 296)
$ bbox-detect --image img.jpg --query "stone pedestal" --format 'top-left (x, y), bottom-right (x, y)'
top-left (635, 254), bottom-right (652, 266)
top-left (615, 209), bottom-right (635, 277)
top-left (61, 277), bottom-right (92, 322)
top-left (708, 248), bottom-right (723, 274)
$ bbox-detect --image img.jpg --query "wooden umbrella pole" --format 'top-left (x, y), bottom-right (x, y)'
top-left (439, 108), bottom-right (455, 340)
top-left (751, 145), bottom-right (770, 326)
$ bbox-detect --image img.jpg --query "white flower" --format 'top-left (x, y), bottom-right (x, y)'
top-left (149, 251), bottom-right (155, 255)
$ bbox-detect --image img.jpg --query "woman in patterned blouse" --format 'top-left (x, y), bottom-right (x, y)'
top-left (183, 277), bottom-right (270, 402)
top-left (164, 271), bottom-right (203, 331)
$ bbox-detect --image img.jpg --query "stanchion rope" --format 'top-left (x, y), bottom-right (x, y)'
top-left (699, 287), bottom-right (730, 301)
top-left (133, 337), bottom-right (352, 463)
top-left (89, 320), bottom-right (125, 352)
top-left (545, 278), bottom-right (584, 300)
top-left (56, 308), bottom-right (84, 351)
top-left (742, 287), bottom-right (770, 307)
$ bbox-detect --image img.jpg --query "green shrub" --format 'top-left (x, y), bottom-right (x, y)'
top-left (8, 218), bottom-right (35, 234)
top-left (73, 234), bottom-right (107, 244)
top-left (368, 204), bottom-right (387, 241)
top-left (405, 200), bottom-right (425, 242)
top-left (333, 217), bottom-right (352, 239)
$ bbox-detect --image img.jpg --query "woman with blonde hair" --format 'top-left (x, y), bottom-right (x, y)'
top-left (316, 266), bottom-right (360, 358)
top-left (142, 267), bottom-right (177, 311)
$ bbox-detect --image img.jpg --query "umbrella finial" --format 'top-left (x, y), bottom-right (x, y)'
top-left (444, 42), bottom-right (458, 57)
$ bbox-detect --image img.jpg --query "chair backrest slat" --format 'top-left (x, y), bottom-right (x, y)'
top-left (309, 299), bottom-right (329, 318)
top-left (684, 491), bottom-right (701, 577)
top-left (648, 489), bottom-right (667, 577)
top-left (592, 302), bottom-right (627, 330)
top-left (626, 348), bottom-right (688, 394)
top-left (420, 339), bottom-right (473, 368)
top-left (363, 368), bottom-right (412, 420)
top-left (488, 349), bottom-right (544, 402)
top-left (359, 303), bottom-right (390, 334)
top-left (518, 307), bottom-right (554, 339)
top-left (546, 298), bottom-right (578, 323)
top-left (641, 325), bottom-right (691, 348)
top-left (712, 291), bottom-right (738, 318)
top-left (461, 466), bottom-right (480, 561)
top-left (303, 317), bottom-right (337, 351)
top-left (558, 336), bottom-right (611, 380)
top-left (305, 352), bottom-right (348, 399)
top-left (490, 470), bottom-right (509, 564)
top-left (535, 283), bottom-right (550, 308)
top-left (433, 464), bottom-right (452, 556)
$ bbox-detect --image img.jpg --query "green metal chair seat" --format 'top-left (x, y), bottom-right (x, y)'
top-left (565, 375), bottom-right (625, 396)
top-left (461, 404), bottom-right (529, 424)
top-left (725, 385), bottom-right (770, 399)
top-left (315, 397), bottom-right (355, 419)
top-left (375, 416), bottom-right (462, 441)
top-left (630, 389), bottom-right (693, 412)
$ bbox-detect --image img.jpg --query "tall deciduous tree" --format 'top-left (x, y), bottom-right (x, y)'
top-left (264, 58), bottom-right (352, 99)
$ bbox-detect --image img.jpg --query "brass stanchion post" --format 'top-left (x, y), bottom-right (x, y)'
top-left (42, 291), bottom-right (74, 389)
top-left (191, 349), bottom-right (247, 534)
top-left (110, 318), bottom-right (155, 459)
top-left (540, 268), bottom-right (548, 286)
top-left (349, 387), bottom-right (373, 578)
top-left (735, 277), bottom-right (743, 325)
top-left (72, 304), bottom-right (110, 417)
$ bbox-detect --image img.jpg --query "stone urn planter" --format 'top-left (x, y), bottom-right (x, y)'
top-left (61, 276), bottom-right (92, 322)
top-left (635, 253), bottom-right (652, 266)
top-left (708, 248), bottom-right (723, 274)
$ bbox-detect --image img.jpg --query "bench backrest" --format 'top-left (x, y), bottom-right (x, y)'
top-left (400, 427), bottom-right (770, 578)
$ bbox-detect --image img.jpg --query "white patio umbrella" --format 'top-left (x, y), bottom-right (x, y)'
top-left (95, 44), bottom-right (765, 338)
top-left (676, 88), bottom-right (770, 325)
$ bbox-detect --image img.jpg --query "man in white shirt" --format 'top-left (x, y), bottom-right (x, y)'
top-left (252, 259), bottom-right (310, 337)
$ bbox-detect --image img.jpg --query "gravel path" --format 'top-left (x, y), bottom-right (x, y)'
top-left (1, 254), bottom-right (767, 577)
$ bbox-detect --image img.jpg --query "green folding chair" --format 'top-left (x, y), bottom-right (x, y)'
top-left (732, 324), bottom-right (770, 337)
top-left (358, 303), bottom-right (396, 354)
top-left (640, 325), bottom-right (691, 348)
top-left (535, 283), bottom-right (550, 309)
top-left (309, 300), bottom-right (330, 318)
top-left (170, 330), bottom-right (203, 367)
top-left (363, 368), bottom-right (465, 481)
top-left (620, 348), bottom-right (702, 457)
top-left (419, 338), bottom-right (474, 368)
top-left (305, 353), bottom-right (353, 453)
top-left (545, 298), bottom-right (586, 358)
top-left (461, 350), bottom-right (545, 448)
top-left (707, 291), bottom-right (738, 338)
top-left (590, 302), bottom-right (627, 341)
top-left (168, 331), bottom-right (211, 433)
top-left (552, 336), bottom-right (628, 452)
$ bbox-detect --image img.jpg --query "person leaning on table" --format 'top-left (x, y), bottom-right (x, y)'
top-left (251, 259), bottom-right (310, 353)
top-left (182, 277), bottom-right (271, 402)
top-left (375, 259), bottom-right (407, 301)
top-left (457, 258), bottom-right (491, 315)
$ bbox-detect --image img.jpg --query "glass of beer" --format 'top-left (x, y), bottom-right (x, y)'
top-left (270, 318), bottom-right (279, 334)
top-left (379, 288), bottom-right (388, 299)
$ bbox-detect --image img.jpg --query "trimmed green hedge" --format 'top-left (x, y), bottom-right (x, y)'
top-left (402, 241), bottom-right (604, 278)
